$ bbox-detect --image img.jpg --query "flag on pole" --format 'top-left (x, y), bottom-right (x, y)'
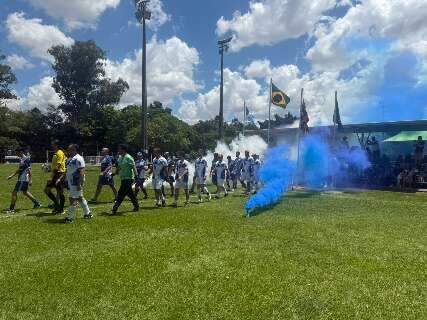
top-left (245, 105), bottom-right (256, 124)
top-left (271, 82), bottom-right (290, 108)
top-left (333, 90), bottom-right (343, 130)
top-left (299, 89), bottom-right (309, 133)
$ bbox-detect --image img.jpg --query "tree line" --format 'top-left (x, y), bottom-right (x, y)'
top-left (0, 41), bottom-right (295, 162)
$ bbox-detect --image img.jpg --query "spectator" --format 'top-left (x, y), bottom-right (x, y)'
top-left (414, 136), bottom-right (425, 168)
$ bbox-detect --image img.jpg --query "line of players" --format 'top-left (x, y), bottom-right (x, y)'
top-left (4, 140), bottom-right (261, 224)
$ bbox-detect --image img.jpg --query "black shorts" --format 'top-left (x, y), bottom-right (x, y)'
top-left (98, 175), bottom-right (114, 186)
top-left (14, 181), bottom-right (29, 192)
top-left (135, 178), bottom-right (145, 187)
top-left (46, 172), bottom-right (65, 189)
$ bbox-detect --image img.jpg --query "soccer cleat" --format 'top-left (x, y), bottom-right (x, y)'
top-left (162, 199), bottom-right (166, 207)
top-left (33, 202), bottom-right (42, 209)
top-left (64, 217), bottom-right (73, 224)
top-left (4, 209), bottom-right (15, 214)
top-left (83, 213), bottom-right (93, 219)
top-left (224, 193), bottom-right (229, 197)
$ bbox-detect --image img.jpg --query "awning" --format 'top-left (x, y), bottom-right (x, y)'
top-left (384, 131), bottom-right (427, 142)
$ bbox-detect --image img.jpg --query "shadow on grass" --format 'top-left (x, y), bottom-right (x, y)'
top-left (45, 218), bottom-right (66, 224)
top-left (26, 211), bottom-right (53, 218)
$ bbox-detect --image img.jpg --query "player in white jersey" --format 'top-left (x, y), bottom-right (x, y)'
top-left (242, 150), bottom-right (254, 195)
top-left (5, 147), bottom-right (41, 214)
top-left (172, 152), bottom-right (190, 207)
top-left (64, 144), bottom-right (92, 223)
top-left (214, 154), bottom-right (229, 198)
top-left (252, 154), bottom-right (261, 193)
top-left (233, 151), bottom-right (245, 190)
top-left (194, 149), bottom-right (211, 202)
top-left (152, 148), bottom-right (168, 207)
top-left (135, 151), bottom-right (149, 199)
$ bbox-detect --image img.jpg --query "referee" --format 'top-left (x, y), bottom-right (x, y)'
top-left (44, 140), bottom-right (66, 214)
top-left (111, 144), bottom-right (139, 215)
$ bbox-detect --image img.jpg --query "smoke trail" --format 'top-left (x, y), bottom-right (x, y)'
top-left (300, 135), bottom-right (329, 188)
top-left (246, 144), bottom-right (295, 211)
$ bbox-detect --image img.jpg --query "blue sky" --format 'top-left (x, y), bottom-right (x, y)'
top-left (1, 0), bottom-right (427, 125)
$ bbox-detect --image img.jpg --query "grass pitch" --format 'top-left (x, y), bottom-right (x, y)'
top-left (0, 164), bottom-right (426, 320)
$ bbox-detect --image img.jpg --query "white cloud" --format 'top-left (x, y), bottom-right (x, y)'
top-left (8, 77), bottom-right (62, 111)
top-left (216, 0), bottom-right (339, 51)
top-left (5, 54), bottom-right (34, 70)
top-left (146, 0), bottom-right (171, 30)
top-left (26, 0), bottom-right (120, 29)
top-left (307, 0), bottom-right (427, 73)
top-left (6, 12), bottom-right (74, 62)
top-left (105, 36), bottom-right (200, 106)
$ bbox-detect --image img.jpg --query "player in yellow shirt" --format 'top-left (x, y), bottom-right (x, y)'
top-left (44, 140), bottom-right (66, 214)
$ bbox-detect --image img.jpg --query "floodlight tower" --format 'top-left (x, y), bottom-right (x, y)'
top-left (217, 36), bottom-right (232, 141)
top-left (135, 0), bottom-right (151, 151)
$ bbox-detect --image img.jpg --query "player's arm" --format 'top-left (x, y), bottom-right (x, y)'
top-left (7, 169), bottom-right (19, 180)
top-left (102, 163), bottom-right (113, 176)
top-left (28, 167), bottom-right (33, 185)
top-left (133, 165), bottom-right (138, 179)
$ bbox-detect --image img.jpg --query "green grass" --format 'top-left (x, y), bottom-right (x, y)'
top-left (0, 164), bottom-right (426, 320)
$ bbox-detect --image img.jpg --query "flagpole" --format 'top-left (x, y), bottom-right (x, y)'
top-left (267, 78), bottom-right (272, 145)
top-left (295, 88), bottom-right (304, 188)
top-left (243, 100), bottom-right (246, 137)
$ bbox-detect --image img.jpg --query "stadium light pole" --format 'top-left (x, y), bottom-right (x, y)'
top-left (217, 36), bottom-right (232, 141)
top-left (135, 0), bottom-right (151, 151)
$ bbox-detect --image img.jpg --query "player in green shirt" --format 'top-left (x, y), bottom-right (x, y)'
top-left (111, 144), bottom-right (139, 215)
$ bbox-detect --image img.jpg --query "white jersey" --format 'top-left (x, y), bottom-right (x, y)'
top-left (66, 154), bottom-right (85, 187)
top-left (135, 159), bottom-right (147, 179)
top-left (215, 160), bottom-right (228, 180)
top-left (17, 155), bottom-right (31, 182)
top-left (152, 156), bottom-right (168, 180)
top-left (175, 159), bottom-right (190, 183)
top-left (242, 157), bottom-right (254, 177)
top-left (195, 158), bottom-right (208, 178)
top-left (253, 159), bottom-right (261, 181)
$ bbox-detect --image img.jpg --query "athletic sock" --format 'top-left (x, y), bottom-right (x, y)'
top-left (66, 205), bottom-right (76, 220)
top-left (9, 202), bottom-right (16, 211)
top-left (80, 199), bottom-right (90, 215)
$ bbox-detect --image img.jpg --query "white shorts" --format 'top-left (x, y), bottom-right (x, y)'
top-left (216, 179), bottom-right (225, 187)
top-left (195, 176), bottom-right (206, 185)
top-left (68, 185), bottom-right (83, 199)
top-left (175, 180), bottom-right (189, 190)
top-left (152, 178), bottom-right (164, 190)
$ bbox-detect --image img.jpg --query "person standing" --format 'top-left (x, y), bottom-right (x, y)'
top-left (5, 147), bottom-right (41, 213)
top-left (111, 144), bottom-right (139, 215)
top-left (210, 153), bottom-right (219, 187)
top-left (152, 148), bottom-right (168, 208)
top-left (89, 147), bottom-right (117, 204)
top-left (252, 154), bottom-right (261, 194)
top-left (64, 144), bottom-right (92, 224)
top-left (242, 150), bottom-right (254, 195)
top-left (214, 154), bottom-right (228, 198)
top-left (164, 152), bottom-right (175, 197)
top-left (414, 136), bottom-right (425, 168)
top-left (135, 151), bottom-right (149, 199)
top-left (44, 140), bottom-right (66, 215)
top-left (172, 152), bottom-right (190, 207)
top-left (226, 155), bottom-right (233, 191)
top-left (194, 149), bottom-right (211, 203)
top-left (233, 151), bottom-right (245, 190)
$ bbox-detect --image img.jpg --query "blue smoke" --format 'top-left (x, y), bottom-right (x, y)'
top-left (246, 133), bottom-right (371, 212)
top-left (245, 144), bottom-right (295, 211)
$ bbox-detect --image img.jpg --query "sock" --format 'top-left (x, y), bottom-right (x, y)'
top-left (80, 199), bottom-right (90, 215)
top-left (67, 204), bottom-right (76, 220)
top-left (9, 202), bottom-right (16, 210)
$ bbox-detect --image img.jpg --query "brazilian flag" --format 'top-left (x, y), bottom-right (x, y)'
top-left (271, 82), bottom-right (290, 108)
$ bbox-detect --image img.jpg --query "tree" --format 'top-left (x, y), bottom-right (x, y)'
top-left (48, 40), bottom-right (129, 125)
top-left (0, 52), bottom-right (17, 105)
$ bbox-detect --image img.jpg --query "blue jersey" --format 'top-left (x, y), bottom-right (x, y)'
top-left (175, 159), bottom-right (190, 183)
top-left (135, 159), bottom-right (147, 179)
top-left (233, 157), bottom-right (243, 175)
top-left (195, 158), bottom-right (207, 178)
top-left (100, 155), bottom-right (113, 174)
top-left (242, 157), bottom-right (254, 176)
top-left (17, 156), bottom-right (31, 182)
top-left (215, 160), bottom-right (228, 180)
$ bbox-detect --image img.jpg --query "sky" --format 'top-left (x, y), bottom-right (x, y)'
top-left (1, 0), bottom-right (427, 126)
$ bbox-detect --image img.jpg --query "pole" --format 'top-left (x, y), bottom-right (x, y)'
top-left (141, 4), bottom-right (148, 151)
top-left (219, 48), bottom-right (224, 141)
top-left (243, 100), bottom-right (246, 137)
top-left (295, 88), bottom-right (304, 187)
top-left (267, 78), bottom-right (272, 145)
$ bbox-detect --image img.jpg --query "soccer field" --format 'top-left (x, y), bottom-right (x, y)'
top-left (0, 164), bottom-right (426, 320)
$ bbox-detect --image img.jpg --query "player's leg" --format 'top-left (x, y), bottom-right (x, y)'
top-left (112, 181), bottom-right (126, 214)
top-left (7, 189), bottom-right (18, 213)
top-left (23, 190), bottom-right (41, 208)
top-left (90, 179), bottom-right (103, 203)
top-left (65, 197), bottom-right (77, 223)
top-left (79, 196), bottom-right (93, 219)
top-left (184, 188), bottom-right (189, 206)
top-left (173, 186), bottom-right (179, 207)
top-left (203, 184), bottom-right (211, 201)
top-left (44, 183), bottom-right (59, 211)
top-left (124, 180), bottom-right (139, 211)
top-left (56, 182), bottom-right (66, 214)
